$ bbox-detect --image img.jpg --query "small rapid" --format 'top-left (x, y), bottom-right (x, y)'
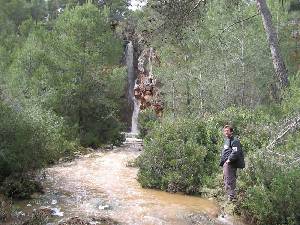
top-left (10, 137), bottom-right (246, 225)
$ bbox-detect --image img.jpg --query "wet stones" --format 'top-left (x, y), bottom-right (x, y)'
top-left (187, 213), bottom-right (218, 225)
top-left (59, 217), bottom-right (90, 225)
top-left (0, 194), bottom-right (12, 222)
top-left (22, 207), bottom-right (52, 225)
top-left (58, 216), bottom-right (119, 225)
top-left (0, 174), bottom-right (44, 199)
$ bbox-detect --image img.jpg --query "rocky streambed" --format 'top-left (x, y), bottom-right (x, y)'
top-left (3, 137), bottom-right (244, 225)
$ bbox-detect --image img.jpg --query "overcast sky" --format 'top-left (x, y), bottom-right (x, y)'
top-left (129, 0), bottom-right (147, 10)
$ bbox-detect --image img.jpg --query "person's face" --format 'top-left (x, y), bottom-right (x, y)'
top-left (223, 127), bottom-right (233, 138)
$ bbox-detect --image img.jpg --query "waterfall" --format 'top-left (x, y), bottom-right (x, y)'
top-left (126, 41), bottom-right (140, 135)
top-left (131, 95), bottom-right (140, 134)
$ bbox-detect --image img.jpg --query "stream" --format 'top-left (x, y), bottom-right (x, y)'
top-left (11, 138), bottom-right (244, 225)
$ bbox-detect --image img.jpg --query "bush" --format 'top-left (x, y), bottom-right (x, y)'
top-left (78, 103), bottom-right (125, 148)
top-left (0, 173), bottom-right (43, 199)
top-left (136, 108), bottom-right (266, 194)
top-left (236, 125), bottom-right (300, 225)
top-left (0, 101), bottom-right (70, 180)
top-left (137, 88), bottom-right (300, 224)
top-left (138, 108), bottom-right (159, 139)
top-left (137, 117), bottom-right (220, 193)
top-left (240, 154), bottom-right (300, 225)
top-left (207, 107), bottom-right (272, 154)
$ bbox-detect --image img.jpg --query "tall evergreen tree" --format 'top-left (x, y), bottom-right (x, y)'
top-left (257, 0), bottom-right (289, 88)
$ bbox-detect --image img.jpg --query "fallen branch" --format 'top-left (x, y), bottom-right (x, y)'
top-left (259, 114), bottom-right (300, 166)
top-left (266, 114), bottom-right (300, 151)
top-left (290, 157), bottom-right (300, 165)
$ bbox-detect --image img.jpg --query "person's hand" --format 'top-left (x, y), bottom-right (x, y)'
top-left (226, 159), bottom-right (230, 164)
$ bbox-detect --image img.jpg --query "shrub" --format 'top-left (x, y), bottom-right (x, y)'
top-left (237, 126), bottom-right (300, 225)
top-left (78, 103), bottom-right (125, 148)
top-left (138, 108), bottom-right (159, 139)
top-left (0, 101), bottom-right (70, 180)
top-left (137, 117), bottom-right (220, 193)
top-left (240, 155), bottom-right (300, 225)
top-left (0, 173), bottom-right (43, 199)
top-left (137, 100), bottom-right (300, 224)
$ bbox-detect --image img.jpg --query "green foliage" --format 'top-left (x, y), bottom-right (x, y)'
top-left (0, 101), bottom-right (70, 179)
top-left (137, 117), bottom-right (220, 193)
top-left (240, 153), bottom-right (300, 225)
top-left (4, 3), bottom-right (126, 148)
top-left (0, 173), bottom-right (43, 199)
top-left (282, 72), bottom-right (300, 115)
top-left (138, 0), bottom-right (297, 116)
top-left (138, 108), bottom-right (159, 139)
top-left (137, 0), bottom-right (299, 223)
top-left (0, 1), bottom-right (299, 224)
top-left (23, 212), bottom-right (49, 225)
top-left (0, 1), bottom-right (127, 194)
top-left (136, 106), bottom-right (274, 193)
top-left (146, 0), bottom-right (206, 39)
top-left (45, 4), bottom-right (124, 147)
top-left (137, 87), bottom-right (300, 223)
top-left (208, 107), bottom-right (272, 154)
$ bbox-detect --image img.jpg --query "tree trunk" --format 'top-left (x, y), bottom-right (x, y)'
top-left (172, 77), bottom-right (176, 119)
top-left (198, 71), bottom-right (203, 115)
top-left (256, 0), bottom-right (288, 88)
top-left (241, 13), bottom-right (246, 106)
top-left (186, 73), bottom-right (191, 114)
top-left (221, 47), bottom-right (228, 109)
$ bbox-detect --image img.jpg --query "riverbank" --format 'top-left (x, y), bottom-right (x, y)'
top-left (1, 142), bottom-right (245, 225)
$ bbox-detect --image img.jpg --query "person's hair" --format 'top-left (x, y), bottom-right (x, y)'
top-left (224, 125), bottom-right (234, 132)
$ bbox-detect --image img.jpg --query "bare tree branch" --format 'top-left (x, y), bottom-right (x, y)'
top-left (220, 13), bottom-right (259, 35)
top-left (211, 13), bottom-right (259, 41)
top-left (266, 114), bottom-right (300, 151)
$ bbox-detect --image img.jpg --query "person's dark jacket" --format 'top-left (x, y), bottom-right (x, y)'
top-left (219, 136), bottom-right (245, 168)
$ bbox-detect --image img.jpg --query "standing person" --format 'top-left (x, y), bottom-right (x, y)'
top-left (219, 125), bottom-right (245, 201)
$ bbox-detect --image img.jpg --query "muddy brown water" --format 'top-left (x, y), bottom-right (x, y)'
top-left (11, 145), bottom-right (244, 225)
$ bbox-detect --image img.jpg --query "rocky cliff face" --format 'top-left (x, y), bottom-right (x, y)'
top-left (121, 26), bottom-right (163, 131)
top-left (134, 47), bottom-right (163, 117)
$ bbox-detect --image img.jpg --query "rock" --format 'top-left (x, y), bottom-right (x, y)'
top-left (98, 204), bottom-right (110, 210)
top-left (0, 195), bottom-right (12, 221)
top-left (16, 210), bottom-right (26, 217)
top-left (58, 216), bottom-right (119, 225)
top-left (59, 217), bottom-right (90, 225)
top-left (91, 217), bottom-right (120, 225)
top-left (51, 207), bottom-right (64, 217)
top-left (187, 213), bottom-right (216, 225)
top-left (37, 206), bottom-right (54, 216)
top-left (31, 192), bottom-right (41, 199)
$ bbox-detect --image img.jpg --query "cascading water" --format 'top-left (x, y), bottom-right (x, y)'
top-left (126, 41), bottom-right (140, 135)
top-left (131, 96), bottom-right (140, 134)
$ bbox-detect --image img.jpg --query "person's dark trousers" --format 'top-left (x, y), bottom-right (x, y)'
top-left (223, 162), bottom-right (237, 199)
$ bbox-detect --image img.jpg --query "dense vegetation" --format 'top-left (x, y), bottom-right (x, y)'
top-left (136, 0), bottom-right (300, 224)
top-left (0, 0), bottom-right (127, 195)
top-left (138, 78), bottom-right (300, 224)
top-left (0, 0), bottom-right (299, 224)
